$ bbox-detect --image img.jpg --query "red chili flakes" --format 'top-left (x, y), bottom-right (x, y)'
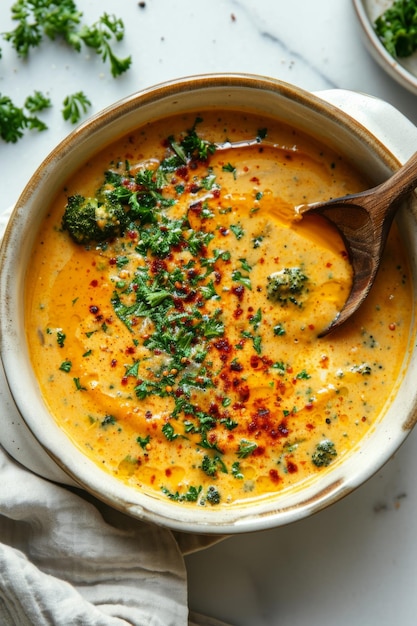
top-left (277, 421), bottom-right (289, 437)
top-left (326, 262), bottom-right (332, 268)
top-left (176, 166), bottom-right (189, 180)
top-left (231, 284), bottom-right (245, 301)
top-left (238, 385), bottom-right (250, 403)
top-left (250, 355), bottom-right (260, 369)
top-left (253, 445), bottom-right (265, 457)
top-left (230, 360), bottom-right (243, 372)
top-left (389, 322), bottom-right (396, 331)
top-left (214, 271), bottom-right (222, 284)
top-left (286, 460), bottom-right (298, 474)
top-left (233, 305), bottom-right (244, 319)
top-left (189, 201), bottom-right (202, 216)
top-left (90, 279), bottom-right (98, 287)
top-left (213, 338), bottom-right (232, 353)
top-left (127, 230), bottom-right (137, 240)
top-left (187, 268), bottom-right (199, 280)
top-left (89, 305), bottom-right (99, 315)
top-left (110, 359), bottom-right (117, 368)
top-left (109, 258), bottom-right (117, 266)
top-left (165, 468), bottom-right (172, 477)
top-left (219, 226), bottom-right (229, 236)
top-left (151, 259), bottom-right (167, 274)
top-left (121, 376), bottom-right (128, 386)
top-left (269, 469), bottom-right (280, 483)
top-left (125, 346), bottom-right (135, 355)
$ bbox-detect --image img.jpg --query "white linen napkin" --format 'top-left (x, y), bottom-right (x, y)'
top-left (0, 445), bottom-right (230, 626)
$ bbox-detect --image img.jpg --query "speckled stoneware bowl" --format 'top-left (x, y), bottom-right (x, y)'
top-left (1, 74), bottom-right (417, 534)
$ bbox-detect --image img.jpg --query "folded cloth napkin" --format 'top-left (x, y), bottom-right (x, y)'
top-left (0, 446), bottom-right (230, 626)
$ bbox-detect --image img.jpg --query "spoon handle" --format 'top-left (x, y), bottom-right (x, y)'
top-left (360, 151), bottom-right (417, 222)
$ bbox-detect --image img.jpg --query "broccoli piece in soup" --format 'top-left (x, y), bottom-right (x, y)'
top-left (266, 267), bottom-right (308, 306)
top-left (312, 439), bottom-right (337, 467)
top-left (62, 194), bottom-right (128, 244)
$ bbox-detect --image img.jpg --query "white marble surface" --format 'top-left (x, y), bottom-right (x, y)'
top-left (1, 1), bottom-right (417, 624)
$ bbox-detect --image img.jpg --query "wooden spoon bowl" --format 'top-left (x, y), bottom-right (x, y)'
top-left (297, 151), bottom-right (417, 336)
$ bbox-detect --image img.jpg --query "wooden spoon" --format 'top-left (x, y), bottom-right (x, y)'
top-left (296, 151), bottom-right (417, 337)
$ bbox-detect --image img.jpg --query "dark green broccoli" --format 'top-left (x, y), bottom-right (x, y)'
top-left (200, 454), bottom-right (227, 477)
top-left (62, 194), bottom-right (128, 244)
top-left (312, 439), bottom-right (337, 467)
top-left (206, 485), bottom-right (221, 505)
top-left (266, 267), bottom-right (308, 306)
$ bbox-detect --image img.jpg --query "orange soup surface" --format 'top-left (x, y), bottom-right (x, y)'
top-left (25, 110), bottom-right (414, 507)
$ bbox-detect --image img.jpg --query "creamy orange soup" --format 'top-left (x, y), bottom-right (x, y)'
top-left (25, 110), bottom-right (413, 507)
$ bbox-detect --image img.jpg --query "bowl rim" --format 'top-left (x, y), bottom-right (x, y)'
top-left (1, 72), bottom-right (417, 534)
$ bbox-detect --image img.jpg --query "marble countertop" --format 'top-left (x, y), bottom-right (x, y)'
top-left (1, 1), bottom-right (417, 624)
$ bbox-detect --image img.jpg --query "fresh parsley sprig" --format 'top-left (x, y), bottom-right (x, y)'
top-left (62, 91), bottom-right (91, 124)
top-left (0, 90), bottom-right (51, 142)
top-left (77, 13), bottom-right (132, 78)
top-left (2, 1), bottom-right (132, 77)
top-left (3, 0), bottom-right (82, 56)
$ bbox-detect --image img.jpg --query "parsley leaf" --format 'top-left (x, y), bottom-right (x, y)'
top-left (62, 91), bottom-right (91, 124)
top-left (3, 2), bottom-right (131, 77)
top-left (0, 92), bottom-right (49, 142)
top-left (78, 13), bottom-right (132, 77)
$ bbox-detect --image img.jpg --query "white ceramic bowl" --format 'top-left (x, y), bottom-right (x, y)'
top-left (1, 74), bottom-right (417, 534)
top-left (353, 0), bottom-right (417, 95)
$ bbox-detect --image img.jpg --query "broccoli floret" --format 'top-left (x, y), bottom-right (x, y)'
top-left (200, 454), bottom-right (227, 477)
top-left (206, 485), bottom-right (221, 505)
top-left (62, 194), bottom-right (128, 244)
top-left (266, 267), bottom-right (308, 306)
top-left (312, 439), bottom-right (337, 467)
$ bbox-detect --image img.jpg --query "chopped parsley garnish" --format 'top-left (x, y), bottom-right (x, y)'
top-left (222, 162), bottom-right (237, 179)
top-left (237, 439), bottom-right (258, 459)
top-left (374, 0), bottom-right (417, 57)
top-left (137, 435), bottom-right (150, 449)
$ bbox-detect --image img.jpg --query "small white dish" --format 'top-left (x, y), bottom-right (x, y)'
top-left (353, 0), bottom-right (417, 95)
